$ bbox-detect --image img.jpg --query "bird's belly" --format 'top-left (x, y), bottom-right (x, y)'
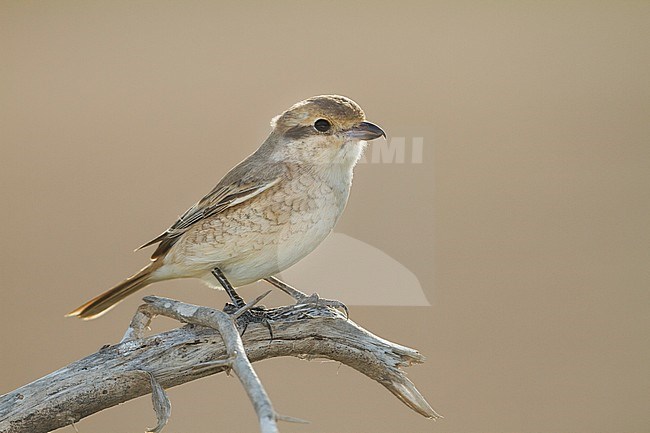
top-left (220, 212), bottom-right (336, 285)
top-left (164, 190), bottom-right (345, 287)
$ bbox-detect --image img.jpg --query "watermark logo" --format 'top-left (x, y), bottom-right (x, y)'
top-left (278, 232), bottom-right (430, 306)
top-left (359, 136), bottom-right (424, 164)
top-left (274, 133), bottom-right (431, 306)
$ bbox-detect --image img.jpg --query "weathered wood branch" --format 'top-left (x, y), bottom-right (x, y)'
top-left (0, 296), bottom-right (441, 433)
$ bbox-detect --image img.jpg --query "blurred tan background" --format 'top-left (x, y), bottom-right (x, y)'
top-left (2, 1), bottom-right (649, 432)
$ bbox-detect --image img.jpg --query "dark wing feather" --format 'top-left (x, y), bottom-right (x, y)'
top-left (139, 156), bottom-right (285, 259)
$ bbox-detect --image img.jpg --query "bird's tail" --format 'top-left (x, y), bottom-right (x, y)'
top-left (65, 265), bottom-right (155, 320)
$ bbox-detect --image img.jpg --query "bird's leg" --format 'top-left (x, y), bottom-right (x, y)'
top-left (212, 267), bottom-right (246, 309)
top-left (264, 276), bottom-right (349, 319)
top-left (263, 276), bottom-right (309, 300)
top-left (212, 267), bottom-right (274, 337)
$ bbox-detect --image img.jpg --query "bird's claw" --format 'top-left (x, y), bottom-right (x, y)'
top-left (224, 304), bottom-right (274, 338)
top-left (299, 293), bottom-right (349, 319)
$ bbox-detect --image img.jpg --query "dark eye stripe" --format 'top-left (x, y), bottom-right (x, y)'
top-left (284, 124), bottom-right (312, 139)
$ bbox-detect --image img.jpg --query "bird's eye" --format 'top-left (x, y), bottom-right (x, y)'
top-left (313, 118), bottom-right (331, 132)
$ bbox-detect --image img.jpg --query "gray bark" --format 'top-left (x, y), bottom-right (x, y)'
top-left (0, 296), bottom-right (441, 433)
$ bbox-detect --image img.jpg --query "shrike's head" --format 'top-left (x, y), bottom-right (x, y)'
top-left (268, 95), bottom-right (386, 166)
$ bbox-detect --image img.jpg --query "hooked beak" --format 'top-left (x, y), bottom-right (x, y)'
top-left (345, 121), bottom-right (386, 141)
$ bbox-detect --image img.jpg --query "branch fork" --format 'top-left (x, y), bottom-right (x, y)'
top-left (0, 292), bottom-right (441, 433)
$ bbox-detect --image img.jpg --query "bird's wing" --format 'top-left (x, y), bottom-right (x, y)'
top-left (139, 158), bottom-right (285, 259)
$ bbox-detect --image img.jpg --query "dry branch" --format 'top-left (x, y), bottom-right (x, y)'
top-left (0, 296), bottom-right (441, 433)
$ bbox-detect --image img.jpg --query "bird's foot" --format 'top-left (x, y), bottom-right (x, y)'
top-left (298, 293), bottom-right (349, 319)
top-left (223, 303), bottom-right (274, 338)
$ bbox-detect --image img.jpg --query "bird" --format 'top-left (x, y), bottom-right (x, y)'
top-left (66, 95), bottom-right (386, 320)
